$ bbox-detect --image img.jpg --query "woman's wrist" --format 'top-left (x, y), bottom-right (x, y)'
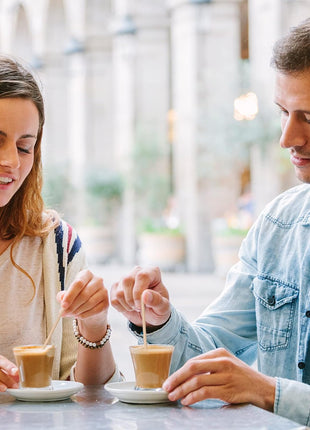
top-left (76, 318), bottom-right (108, 342)
top-left (73, 319), bottom-right (111, 349)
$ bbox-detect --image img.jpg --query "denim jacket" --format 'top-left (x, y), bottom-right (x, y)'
top-left (130, 184), bottom-right (310, 426)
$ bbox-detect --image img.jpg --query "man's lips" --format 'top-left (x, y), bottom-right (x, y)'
top-left (291, 153), bottom-right (310, 167)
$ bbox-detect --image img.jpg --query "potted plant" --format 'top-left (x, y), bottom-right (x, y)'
top-left (212, 218), bottom-right (249, 276)
top-left (80, 168), bottom-right (124, 264)
top-left (137, 218), bottom-right (185, 270)
top-left (132, 137), bottom-right (186, 270)
top-left (42, 163), bottom-right (77, 223)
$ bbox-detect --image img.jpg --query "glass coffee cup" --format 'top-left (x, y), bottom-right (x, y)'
top-left (130, 344), bottom-right (174, 390)
top-left (13, 344), bottom-right (55, 390)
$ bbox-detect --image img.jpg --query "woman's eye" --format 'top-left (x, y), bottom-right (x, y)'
top-left (17, 146), bottom-right (31, 154)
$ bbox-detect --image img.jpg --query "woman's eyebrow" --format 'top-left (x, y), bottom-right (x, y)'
top-left (0, 131), bottom-right (37, 139)
top-left (19, 134), bottom-right (37, 139)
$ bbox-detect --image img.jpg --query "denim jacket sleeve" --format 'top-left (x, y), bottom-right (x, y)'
top-left (274, 378), bottom-right (310, 426)
top-left (129, 259), bottom-right (258, 373)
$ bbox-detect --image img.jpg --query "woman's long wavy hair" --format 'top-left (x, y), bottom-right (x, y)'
top-left (0, 56), bottom-right (59, 241)
top-left (0, 57), bottom-right (59, 297)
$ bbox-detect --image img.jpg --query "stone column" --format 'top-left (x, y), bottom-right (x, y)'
top-left (168, 0), bottom-right (240, 271)
top-left (0, 0), bottom-right (19, 54)
top-left (112, 4), bottom-right (137, 265)
top-left (63, 0), bottom-right (86, 53)
top-left (23, 0), bottom-right (49, 67)
top-left (66, 54), bottom-right (87, 226)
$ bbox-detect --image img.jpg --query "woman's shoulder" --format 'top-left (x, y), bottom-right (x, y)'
top-left (45, 219), bottom-right (82, 255)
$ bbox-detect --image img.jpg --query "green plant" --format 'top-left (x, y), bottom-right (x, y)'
top-left (85, 168), bottom-right (124, 225)
top-left (42, 163), bottom-right (77, 224)
top-left (137, 218), bottom-right (183, 235)
top-left (215, 227), bottom-right (249, 237)
top-left (132, 133), bottom-right (172, 232)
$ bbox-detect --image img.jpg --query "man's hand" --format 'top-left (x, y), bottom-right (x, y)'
top-left (163, 348), bottom-right (276, 411)
top-left (110, 266), bottom-right (171, 329)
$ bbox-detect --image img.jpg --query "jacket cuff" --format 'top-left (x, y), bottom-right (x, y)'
top-left (274, 377), bottom-right (310, 426)
top-left (128, 306), bottom-right (181, 345)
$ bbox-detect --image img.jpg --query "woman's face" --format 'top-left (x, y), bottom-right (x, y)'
top-left (0, 98), bottom-right (39, 207)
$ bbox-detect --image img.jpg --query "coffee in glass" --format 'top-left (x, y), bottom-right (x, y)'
top-left (13, 344), bottom-right (55, 389)
top-left (130, 344), bottom-right (174, 390)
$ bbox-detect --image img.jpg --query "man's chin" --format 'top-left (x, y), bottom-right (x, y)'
top-left (295, 169), bottom-right (310, 184)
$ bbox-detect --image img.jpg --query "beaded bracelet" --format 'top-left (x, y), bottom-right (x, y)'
top-left (72, 319), bottom-right (112, 349)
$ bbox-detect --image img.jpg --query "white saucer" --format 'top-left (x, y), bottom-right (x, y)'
top-left (7, 380), bottom-right (84, 402)
top-left (105, 381), bottom-right (170, 404)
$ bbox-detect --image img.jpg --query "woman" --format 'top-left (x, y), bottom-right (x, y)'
top-left (0, 56), bottom-right (120, 391)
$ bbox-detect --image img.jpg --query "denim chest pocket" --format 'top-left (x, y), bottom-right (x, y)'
top-left (251, 278), bottom-right (299, 351)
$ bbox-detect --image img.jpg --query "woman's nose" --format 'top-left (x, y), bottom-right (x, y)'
top-left (280, 115), bottom-right (307, 149)
top-left (0, 142), bottom-right (20, 169)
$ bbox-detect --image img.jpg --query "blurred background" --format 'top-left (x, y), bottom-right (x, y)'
top-left (0, 0), bottom-right (306, 276)
top-left (0, 0), bottom-right (310, 273)
top-left (1, 0), bottom-right (309, 380)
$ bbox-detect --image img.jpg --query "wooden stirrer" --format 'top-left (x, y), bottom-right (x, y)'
top-left (141, 292), bottom-right (147, 348)
top-left (43, 308), bottom-right (63, 349)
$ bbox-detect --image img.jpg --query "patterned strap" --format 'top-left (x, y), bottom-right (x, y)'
top-left (54, 221), bottom-right (82, 291)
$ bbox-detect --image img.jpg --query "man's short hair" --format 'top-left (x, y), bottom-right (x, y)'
top-left (270, 18), bottom-right (310, 73)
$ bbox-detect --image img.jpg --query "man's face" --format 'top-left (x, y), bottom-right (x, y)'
top-left (274, 70), bottom-right (310, 183)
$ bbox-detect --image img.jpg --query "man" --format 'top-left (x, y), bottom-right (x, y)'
top-left (111, 18), bottom-right (310, 426)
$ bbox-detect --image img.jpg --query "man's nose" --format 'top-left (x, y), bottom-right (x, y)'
top-left (280, 115), bottom-right (307, 149)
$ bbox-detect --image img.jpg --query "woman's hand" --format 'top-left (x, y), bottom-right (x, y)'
top-left (163, 348), bottom-right (276, 411)
top-left (110, 266), bottom-right (171, 329)
top-left (57, 269), bottom-right (109, 340)
top-left (0, 356), bottom-right (19, 391)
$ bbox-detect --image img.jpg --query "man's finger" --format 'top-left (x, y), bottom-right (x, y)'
top-left (133, 267), bottom-right (162, 309)
top-left (143, 290), bottom-right (170, 317)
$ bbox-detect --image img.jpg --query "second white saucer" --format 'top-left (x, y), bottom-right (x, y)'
top-left (105, 381), bottom-right (170, 404)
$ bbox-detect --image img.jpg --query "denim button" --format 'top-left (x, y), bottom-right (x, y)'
top-left (268, 295), bottom-right (276, 306)
top-left (306, 311), bottom-right (310, 318)
top-left (298, 362), bottom-right (305, 369)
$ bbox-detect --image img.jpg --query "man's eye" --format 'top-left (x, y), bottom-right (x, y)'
top-left (275, 105), bottom-right (288, 116)
top-left (279, 108), bottom-right (288, 116)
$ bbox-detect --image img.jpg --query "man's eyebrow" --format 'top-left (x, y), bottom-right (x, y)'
top-left (274, 102), bottom-right (310, 114)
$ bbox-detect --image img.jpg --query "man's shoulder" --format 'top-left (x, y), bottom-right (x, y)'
top-left (270, 183), bottom-right (309, 204)
top-left (263, 183), bottom-right (310, 222)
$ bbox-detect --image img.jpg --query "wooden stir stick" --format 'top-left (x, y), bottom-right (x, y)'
top-left (43, 308), bottom-right (63, 349)
top-left (141, 292), bottom-right (147, 348)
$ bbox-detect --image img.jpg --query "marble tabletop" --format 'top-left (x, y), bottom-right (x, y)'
top-left (0, 384), bottom-right (307, 430)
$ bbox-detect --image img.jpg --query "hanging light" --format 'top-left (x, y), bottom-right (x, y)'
top-left (234, 92), bottom-right (258, 121)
